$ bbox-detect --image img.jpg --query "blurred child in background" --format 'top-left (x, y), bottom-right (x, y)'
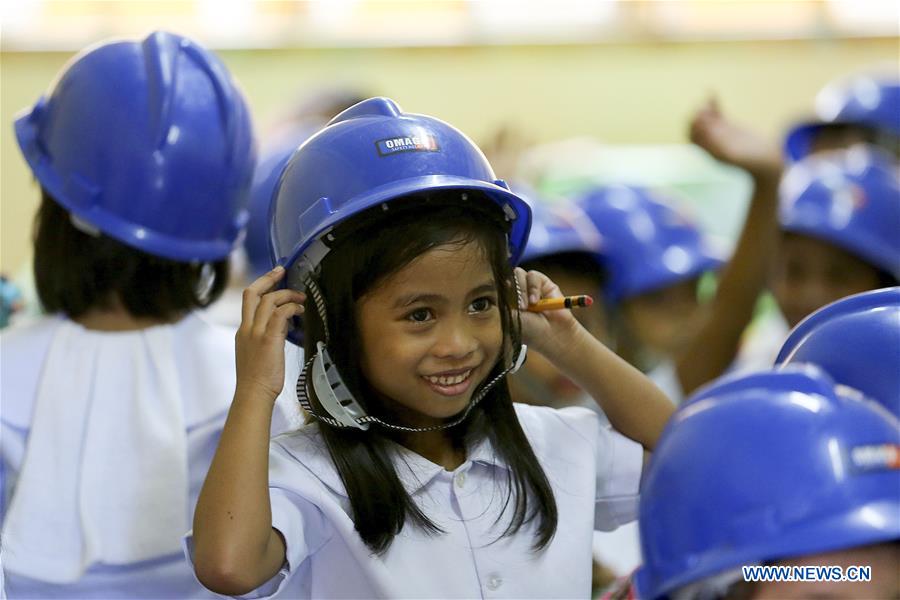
top-left (0, 32), bottom-right (257, 597)
top-left (772, 147), bottom-right (899, 330)
top-left (578, 101), bottom-right (783, 402)
top-left (784, 74), bottom-right (899, 162)
top-left (736, 75), bottom-right (899, 372)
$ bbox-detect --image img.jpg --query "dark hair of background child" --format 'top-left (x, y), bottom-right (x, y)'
top-left (33, 189), bottom-right (229, 319)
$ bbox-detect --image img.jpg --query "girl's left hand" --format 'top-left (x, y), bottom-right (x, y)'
top-left (514, 267), bottom-right (582, 356)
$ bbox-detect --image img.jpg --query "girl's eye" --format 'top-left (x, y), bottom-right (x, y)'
top-left (469, 297), bottom-right (496, 313)
top-left (407, 308), bottom-right (433, 323)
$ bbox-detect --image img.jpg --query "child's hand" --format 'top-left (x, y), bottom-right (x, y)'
top-left (689, 98), bottom-right (782, 180)
top-left (514, 267), bottom-right (582, 357)
top-left (235, 267), bottom-right (306, 401)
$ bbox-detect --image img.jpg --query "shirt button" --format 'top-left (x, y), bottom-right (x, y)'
top-left (455, 471), bottom-right (466, 488)
top-left (486, 574), bottom-right (503, 590)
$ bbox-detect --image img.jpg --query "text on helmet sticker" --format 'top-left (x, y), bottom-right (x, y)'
top-left (375, 135), bottom-right (440, 157)
top-left (849, 443), bottom-right (900, 473)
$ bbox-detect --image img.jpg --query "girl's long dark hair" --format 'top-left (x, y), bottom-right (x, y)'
top-left (302, 190), bottom-right (558, 554)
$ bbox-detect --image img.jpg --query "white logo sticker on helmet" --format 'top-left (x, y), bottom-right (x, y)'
top-left (376, 135), bottom-right (440, 157)
top-left (849, 443), bottom-right (900, 473)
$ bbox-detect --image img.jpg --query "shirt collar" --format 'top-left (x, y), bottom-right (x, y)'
top-left (289, 428), bottom-right (510, 498)
top-left (391, 435), bottom-right (512, 495)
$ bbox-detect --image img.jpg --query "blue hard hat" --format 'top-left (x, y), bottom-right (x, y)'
top-left (245, 126), bottom-right (321, 278)
top-left (271, 97), bottom-right (531, 286)
top-left (779, 146), bottom-right (900, 280)
top-left (516, 186), bottom-right (602, 265)
top-left (635, 366), bottom-right (900, 600)
top-left (785, 76), bottom-right (900, 162)
top-left (575, 185), bottom-right (724, 304)
top-left (15, 31), bottom-right (257, 262)
top-left (776, 286), bottom-right (900, 418)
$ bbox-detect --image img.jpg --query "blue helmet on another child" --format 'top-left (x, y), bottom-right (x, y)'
top-left (635, 366), bottom-right (900, 600)
top-left (779, 146), bottom-right (900, 280)
top-left (575, 185), bottom-right (723, 304)
top-left (784, 75), bottom-right (900, 161)
top-left (785, 76), bottom-right (900, 162)
top-left (776, 286), bottom-right (900, 418)
top-left (15, 31), bottom-right (257, 262)
top-left (244, 127), bottom-right (320, 278)
top-left (517, 187), bottom-right (602, 265)
top-left (271, 97), bottom-right (531, 289)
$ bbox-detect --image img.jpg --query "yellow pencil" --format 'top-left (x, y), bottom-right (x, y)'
top-left (526, 295), bottom-right (594, 312)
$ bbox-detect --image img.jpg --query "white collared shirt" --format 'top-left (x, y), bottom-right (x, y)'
top-left (186, 403), bottom-right (643, 599)
top-left (0, 315), bottom-right (304, 598)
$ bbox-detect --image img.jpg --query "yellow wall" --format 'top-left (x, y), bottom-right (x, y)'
top-left (1, 37), bottom-right (895, 273)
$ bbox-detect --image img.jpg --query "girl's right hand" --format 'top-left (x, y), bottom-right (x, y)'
top-left (235, 266), bottom-right (306, 401)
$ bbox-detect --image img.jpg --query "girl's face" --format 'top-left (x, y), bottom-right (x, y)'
top-left (356, 239), bottom-right (504, 428)
top-left (773, 234), bottom-right (884, 328)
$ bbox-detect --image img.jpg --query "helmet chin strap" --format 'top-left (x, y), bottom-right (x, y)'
top-left (295, 274), bottom-right (528, 433)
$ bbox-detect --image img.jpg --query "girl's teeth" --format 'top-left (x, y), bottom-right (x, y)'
top-left (426, 370), bottom-right (470, 386)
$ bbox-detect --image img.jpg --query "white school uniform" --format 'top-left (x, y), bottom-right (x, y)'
top-left (185, 403), bottom-right (643, 599)
top-left (0, 314), bottom-right (304, 598)
top-left (565, 395), bottom-right (644, 579)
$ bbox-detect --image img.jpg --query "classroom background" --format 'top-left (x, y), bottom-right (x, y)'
top-left (2, 0), bottom-right (897, 278)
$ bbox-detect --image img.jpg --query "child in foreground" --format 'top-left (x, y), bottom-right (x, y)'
top-left (189, 98), bottom-right (674, 598)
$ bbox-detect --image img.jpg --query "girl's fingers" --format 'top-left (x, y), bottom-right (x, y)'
top-left (540, 275), bottom-right (562, 299)
top-left (248, 266), bottom-right (287, 295)
top-left (267, 303), bottom-right (305, 338)
top-left (514, 268), bottom-right (564, 308)
top-left (252, 290), bottom-right (306, 337)
top-left (241, 267), bottom-right (287, 326)
top-left (525, 269), bottom-right (560, 304)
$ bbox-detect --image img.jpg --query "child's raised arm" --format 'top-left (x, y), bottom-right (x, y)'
top-left (192, 267), bottom-right (305, 595)
top-left (516, 268), bottom-right (674, 449)
top-left (675, 99), bottom-right (783, 395)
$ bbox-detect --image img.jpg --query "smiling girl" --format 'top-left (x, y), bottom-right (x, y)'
top-left (189, 98), bottom-right (673, 599)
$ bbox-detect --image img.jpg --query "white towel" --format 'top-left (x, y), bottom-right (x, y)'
top-left (2, 320), bottom-right (189, 583)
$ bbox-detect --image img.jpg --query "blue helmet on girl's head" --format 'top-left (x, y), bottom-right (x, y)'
top-left (271, 98), bottom-right (531, 431)
top-left (785, 76), bottom-right (900, 162)
top-left (575, 185), bottom-right (723, 304)
top-left (635, 367), bottom-right (900, 600)
top-left (15, 31), bottom-right (257, 262)
top-left (779, 146), bottom-right (900, 280)
top-left (776, 286), bottom-right (900, 418)
top-left (271, 97), bottom-right (531, 293)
